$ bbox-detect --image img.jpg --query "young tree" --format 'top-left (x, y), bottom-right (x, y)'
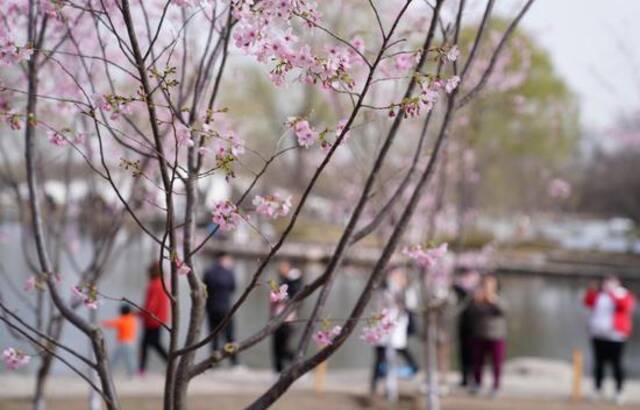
top-left (0, 0), bottom-right (536, 409)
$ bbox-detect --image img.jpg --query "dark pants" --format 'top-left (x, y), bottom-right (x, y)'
top-left (139, 327), bottom-right (168, 371)
top-left (208, 310), bottom-right (238, 365)
top-left (458, 331), bottom-right (474, 386)
top-left (370, 346), bottom-right (419, 391)
top-left (592, 338), bottom-right (626, 392)
top-left (472, 338), bottom-right (506, 390)
top-left (272, 323), bottom-right (294, 372)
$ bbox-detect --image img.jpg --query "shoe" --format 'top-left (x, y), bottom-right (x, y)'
top-left (588, 390), bottom-right (605, 402)
top-left (489, 388), bottom-right (500, 399)
top-left (397, 366), bottom-right (417, 379)
top-left (614, 392), bottom-right (625, 406)
top-left (469, 385), bottom-right (481, 396)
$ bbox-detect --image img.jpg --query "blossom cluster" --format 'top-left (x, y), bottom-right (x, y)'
top-left (548, 178), bottom-right (571, 199)
top-left (211, 201), bottom-right (242, 231)
top-left (230, 0), bottom-right (363, 89)
top-left (71, 284), bottom-right (100, 310)
top-left (269, 282), bottom-right (288, 303)
top-left (359, 309), bottom-right (396, 345)
top-left (392, 75), bottom-right (460, 118)
top-left (196, 122), bottom-right (246, 179)
top-left (93, 94), bottom-right (134, 121)
top-left (287, 117), bottom-right (350, 149)
top-left (2, 348), bottom-right (30, 371)
top-left (402, 242), bottom-right (448, 269)
top-left (313, 325), bottom-right (341, 348)
top-left (174, 257), bottom-right (192, 276)
top-left (0, 27), bottom-right (32, 66)
top-left (253, 193), bottom-right (292, 219)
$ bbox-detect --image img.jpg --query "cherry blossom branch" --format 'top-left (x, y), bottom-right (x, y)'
top-left (456, 0), bottom-right (536, 108)
top-left (176, 0), bottom-right (416, 358)
top-left (0, 301), bottom-right (96, 368)
top-left (0, 315), bottom-right (110, 404)
top-left (294, 0), bottom-right (446, 360)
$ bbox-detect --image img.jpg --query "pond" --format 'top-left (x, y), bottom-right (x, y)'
top-left (1, 222), bottom-right (639, 378)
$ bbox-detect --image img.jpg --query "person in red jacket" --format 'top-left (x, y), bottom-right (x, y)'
top-left (584, 275), bottom-right (635, 404)
top-left (138, 262), bottom-right (169, 374)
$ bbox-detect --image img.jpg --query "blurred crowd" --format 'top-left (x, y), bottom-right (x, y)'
top-left (99, 254), bottom-right (635, 405)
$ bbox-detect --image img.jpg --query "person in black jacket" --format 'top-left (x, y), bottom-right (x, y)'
top-left (452, 266), bottom-right (480, 387)
top-left (271, 260), bottom-right (303, 373)
top-left (202, 252), bottom-right (238, 365)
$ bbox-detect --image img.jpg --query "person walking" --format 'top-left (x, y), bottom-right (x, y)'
top-left (469, 273), bottom-right (507, 396)
top-left (584, 275), bottom-right (635, 404)
top-left (138, 262), bottom-right (169, 374)
top-left (271, 261), bottom-right (303, 373)
top-left (452, 267), bottom-right (480, 387)
top-left (102, 304), bottom-right (137, 377)
top-left (203, 252), bottom-right (239, 366)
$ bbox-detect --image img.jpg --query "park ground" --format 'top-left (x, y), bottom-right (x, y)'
top-left (1, 359), bottom-right (639, 409)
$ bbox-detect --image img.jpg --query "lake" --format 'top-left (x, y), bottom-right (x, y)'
top-left (1, 222), bottom-right (639, 379)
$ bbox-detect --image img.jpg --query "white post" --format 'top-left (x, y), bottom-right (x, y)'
top-left (385, 345), bottom-right (398, 403)
top-left (426, 308), bottom-right (440, 410)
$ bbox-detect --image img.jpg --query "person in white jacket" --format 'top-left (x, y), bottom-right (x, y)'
top-left (370, 268), bottom-right (419, 394)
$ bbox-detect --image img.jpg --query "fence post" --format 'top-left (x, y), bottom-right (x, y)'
top-left (572, 348), bottom-right (583, 400)
top-left (314, 360), bottom-right (328, 394)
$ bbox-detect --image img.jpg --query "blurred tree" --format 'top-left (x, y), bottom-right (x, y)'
top-left (577, 111), bottom-right (640, 223)
top-left (453, 21), bottom-right (580, 215)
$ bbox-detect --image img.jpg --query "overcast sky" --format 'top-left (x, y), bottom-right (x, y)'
top-left (518, 0), bottom-right (640, 130)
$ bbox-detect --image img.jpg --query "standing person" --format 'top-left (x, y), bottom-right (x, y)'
top-left (138, 262), bottom-right (169, 374)
top-left (271, 260), bottom-right (302, 373)
top-left (469, 274), bottom-right (507, 396)
top-left (102, 304), bottom-right (137, 377)
top-left (202, 252), bottom-right (238, 366)
top-left (452, 267), bottom-right (480, 387)
top-left (584, 275), bottom-right (635, 404)
top-left (370, 269), bottom-right (418, 395)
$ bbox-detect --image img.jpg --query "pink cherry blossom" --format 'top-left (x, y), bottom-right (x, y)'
top-left (402, 243), bottom-right (448, 269)
top-left (548, 178), bottom-right (571, 199)
top-left (74, 132), bottom-right (86, 144)
top-left (211, 201), bottom-right (241, 231)
top-left (292, 120), bottom-right (319, 148)
top-left (2, 348), bottom-right (30, 370)
top-left (0, 27), bottom-right (32, 66)
top-left (360, 309), bottom-right (397, 345)
top-left (394, 53), bottom-right (415, 71)
top-left (47, 130), bottom-right (67, 146)
top-left (446, 45), bottom-right (460, 62)
top-left (24, 276), bottom-right (37, 292)
top-left (313, 325), bottom-right (341, 347)
top-left (335, 118), bottom-right (351, 142)
top-left (360, 326), bottom-right (383, 344)
top-left (253, 193), bottom-right (292, 219)
top-left (175, 123), bottom-right (194, 147)
top-left (270, 284), bottom-right (288, 303)
top-left (71, 284), bottom-right (100, 310)
top-left (445, 75), bottom-right (460, 94)
top-left (175, 258), bottom-right (192, 276)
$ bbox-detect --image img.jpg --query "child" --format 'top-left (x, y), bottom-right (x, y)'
top-left (102, 304), bottom-right (137, 377)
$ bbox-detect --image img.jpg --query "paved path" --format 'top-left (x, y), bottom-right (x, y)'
top-left (1, 365), bottom-right (640, 408)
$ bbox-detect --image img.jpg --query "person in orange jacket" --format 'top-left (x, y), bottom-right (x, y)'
top-left (102, 304), bottom-right (137, 376)
top-left (138, 262), bottom-right (169, 374)
top-left (584, 275), bottom-right (635, 404)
